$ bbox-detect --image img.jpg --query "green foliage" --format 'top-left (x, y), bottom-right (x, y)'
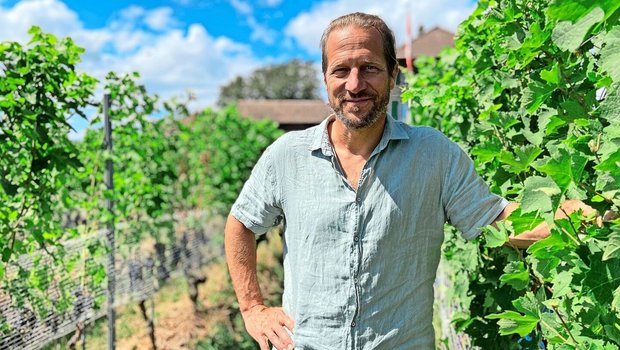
top-left (217, 59), bottom-right (321, 106)
top-left (404, 0), bottom-right (620, 348)
top-left (0, 26), bottom-right (282, 339)
top-left (0, 26), bottom-right (97, 317)
top-left (176, 106), bottom-right (282, 215)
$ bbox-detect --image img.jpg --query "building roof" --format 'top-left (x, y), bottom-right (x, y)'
top-left (396, 27), bottom-right (455, 61)
top-left (237, 99), bottom-right (332, 124)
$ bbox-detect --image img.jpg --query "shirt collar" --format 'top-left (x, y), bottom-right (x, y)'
top-left (309, 113), bottom-right (409, 156)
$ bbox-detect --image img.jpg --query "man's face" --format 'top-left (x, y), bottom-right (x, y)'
top-left (323, 25), bottom-right (396, 130)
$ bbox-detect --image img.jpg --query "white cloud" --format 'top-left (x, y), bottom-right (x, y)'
top-left (229, 0), bottom-right (252, 16)
top-left (0, 0), bottom-right (80, 43)
top-left (229, 0), bottom-right (278, 44)
top-left (247, 16), bottom-right (277, 44)
top-left (144, 7), bottom-right (176, 31)
top-left (285, 0), bottom-right (476, 54)
top-left (0, 0), bottom-right (263, 112)
top-left (98, 24), bottom-right (260, 108)
top-left (118, 5), bottom-right (144, 22)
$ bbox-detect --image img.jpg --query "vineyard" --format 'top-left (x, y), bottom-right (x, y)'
top-left (1, 0), bottom-right (619, 349)
top-left (0, 26), bottom-right (283, 349)
top-left (404, 0), bottom-right (620, 349)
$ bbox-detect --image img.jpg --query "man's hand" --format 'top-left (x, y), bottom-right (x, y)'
top-left (242, 305), bottom-right (295, 350)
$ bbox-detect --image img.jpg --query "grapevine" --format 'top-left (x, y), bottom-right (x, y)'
top-left (0, 26), bottom-right (281, 345)
top-left (404, 0), bottom-right (620, 348)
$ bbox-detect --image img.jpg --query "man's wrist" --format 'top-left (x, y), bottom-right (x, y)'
top-left (241, 302), bottom-right (267, 314)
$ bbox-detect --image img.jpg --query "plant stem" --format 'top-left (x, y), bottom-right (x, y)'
top-left (559, 225), bottom-right (582, 246)
top-left (539, 317), bottom-right (571, 345)
top-left (560, 208), bottom-right (584, 244)
top-left (552, 305), bottom-right (579, 348)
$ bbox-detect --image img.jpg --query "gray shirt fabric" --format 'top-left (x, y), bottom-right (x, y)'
top-left (231, 115), bottom-right (508, 350)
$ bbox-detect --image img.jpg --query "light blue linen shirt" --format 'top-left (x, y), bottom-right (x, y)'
top-left (231, 114), bottom-right (507, 350)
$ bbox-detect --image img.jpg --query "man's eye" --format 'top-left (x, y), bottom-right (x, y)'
top-left (364, 66), bottom-right (379, 72)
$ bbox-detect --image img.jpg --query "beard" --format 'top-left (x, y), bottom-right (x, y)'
top-left (329, 84), bottom-right (391, 130)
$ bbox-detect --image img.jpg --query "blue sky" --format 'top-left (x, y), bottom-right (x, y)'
top-left (1, 0), bottom-right (476, 135)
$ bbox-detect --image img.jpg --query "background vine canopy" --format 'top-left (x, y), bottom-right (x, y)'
top-left (403, 0), bottom-right (620, 348)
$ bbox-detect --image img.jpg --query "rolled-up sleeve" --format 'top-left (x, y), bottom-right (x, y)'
top-left (231, 145), bottom-right (283, 235)
top-left (441, 142), bottom-right (508, 240)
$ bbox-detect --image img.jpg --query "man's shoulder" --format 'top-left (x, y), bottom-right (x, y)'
top-left (266, 123), bottom-right (323, 155)
top-left (396, 122), bottom-right (453, 145)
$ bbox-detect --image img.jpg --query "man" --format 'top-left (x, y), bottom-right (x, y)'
top-left (225, 12), bottom-right (544, 350)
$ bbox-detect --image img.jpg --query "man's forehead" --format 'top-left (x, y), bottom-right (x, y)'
top-left (326, 26), bottom-right (382, 49)
top-left (327, 24), bottom-right (380, 40)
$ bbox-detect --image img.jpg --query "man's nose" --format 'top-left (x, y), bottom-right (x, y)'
top-left (345, 68), bottom-right (366, 94)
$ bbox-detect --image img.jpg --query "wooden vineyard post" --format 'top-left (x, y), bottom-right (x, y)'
top-left (103, 93), bottom-right (117, 350)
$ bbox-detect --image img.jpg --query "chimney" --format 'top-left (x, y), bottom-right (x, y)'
top-left (418, 25), bottom-right (424, 38)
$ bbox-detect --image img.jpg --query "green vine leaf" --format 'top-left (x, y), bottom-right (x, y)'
top-left (552, 271), bottom-right (574, 298)
top-left (582, 253), bottom-right (620, 305)
top-left (540, 63), bottom-right (561, 86)
top-left (547, 0), bottom-right (620, 22)
top-left (521, 176), bottom-right (561, 214)
top-left (595, 149), bottom-right (620, 173)
top-left (487, 310), bottom-right (539, 337)
top-left (551, 7), bottom-right (604, 52)
top-left (613, 286), bottom-right (620, 311)
top-left (483, 222), bottom-right (508, 248)
top-left (500, 261), bottom-right (530, 290)
top-left (498, 145), bottom-right (543, 174)
top-left (602, 226), bottom-right (620, 261)
top-left (598, 83), bottom-right (620, 123)
top-left (509, 207), bottom-right (546, 234)
top-left (600, 27), bottom-right (620, 83)
top-left (533, 147), bottom-right (587, 192)
top-left (513, 292), bottom-right (541, 316)
top-left (521, 80), bottom-right (555, 114)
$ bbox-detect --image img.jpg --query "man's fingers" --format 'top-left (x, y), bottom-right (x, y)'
top-left (271, 325), bottom-right (294, 350)
top-left (273, 307), bottom-right (295, 331)
top-left (258, 335), bottom-right (270, 350)
top-left (245, 306), bottom-right (295, 350)
top-left (279, 313), bottom-right (295, 331)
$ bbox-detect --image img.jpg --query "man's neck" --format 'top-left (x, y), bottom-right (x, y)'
top-left (328, 114), bottom-right (387, 159)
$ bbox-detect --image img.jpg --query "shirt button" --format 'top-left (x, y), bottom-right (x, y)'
top-left (356, 197), bottom-right (362, 203)
top-left (353, 235), bottom-right (359, 242)
top-left (351, 321), bottom-right (356, 327)
top-left (354, 278), bottom-right (359, 284)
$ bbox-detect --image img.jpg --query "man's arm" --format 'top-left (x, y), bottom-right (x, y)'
top-left (493, 200), bottom-right (598, 249)
top-left (224, 214), bottom-right (294, 350)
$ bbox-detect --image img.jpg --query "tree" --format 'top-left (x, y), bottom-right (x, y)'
top-left (217, 59), bottom-right (321, 107)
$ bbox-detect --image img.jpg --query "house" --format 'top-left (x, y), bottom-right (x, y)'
top-left (237, 99), bottom-right (333, 132)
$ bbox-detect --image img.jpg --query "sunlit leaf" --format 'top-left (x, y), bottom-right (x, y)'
top-left (487, 310), bottom-right (539, 337)
top-left (551, 7), bottom-right (604, 52)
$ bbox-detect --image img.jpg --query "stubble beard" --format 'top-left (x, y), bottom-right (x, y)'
top-left (330, 86), bottom-right (390, 130)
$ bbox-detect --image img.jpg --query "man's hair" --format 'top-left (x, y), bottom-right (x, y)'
top-left (320, 12), bottom-right (397, 75)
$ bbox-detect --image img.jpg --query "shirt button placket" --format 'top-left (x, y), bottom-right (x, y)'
top-left (352, 195), bottom-right (362, 342)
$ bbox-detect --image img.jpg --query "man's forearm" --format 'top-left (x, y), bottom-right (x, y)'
top-left (493, 200), bottom-right (599, 248)
top-left (224, 214), bottom-right (265, 313)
